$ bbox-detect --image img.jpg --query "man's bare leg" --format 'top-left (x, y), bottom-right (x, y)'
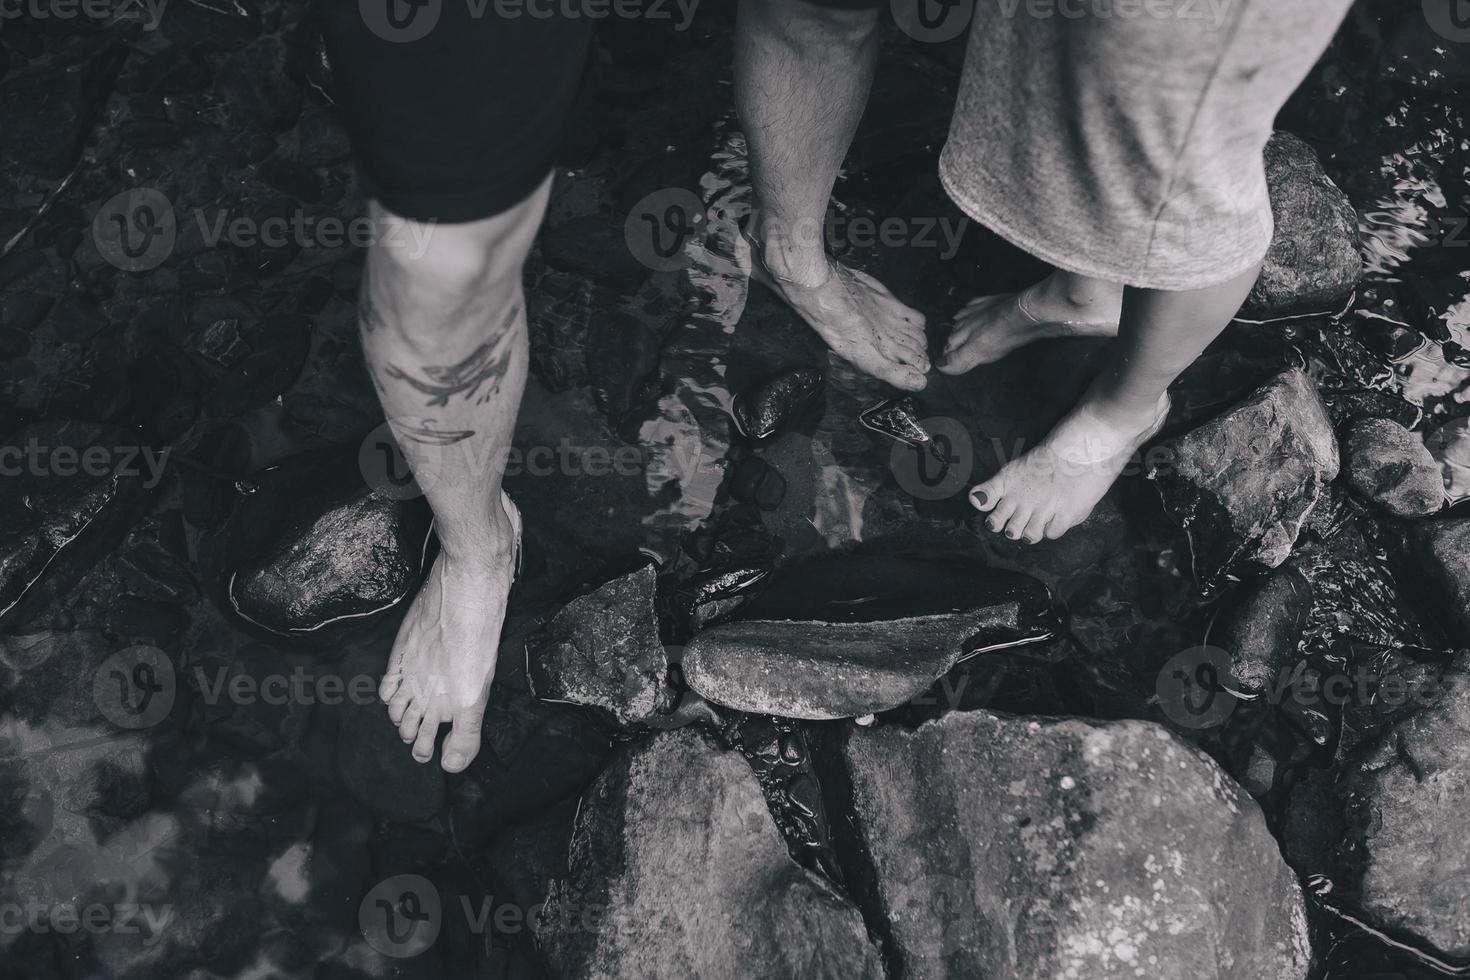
top-left (970, 265), bottom-right (1261, 543)
top-left (363, 177), bottom-right (548, 773)
top-left (735, 0), bottom-right (929, 390)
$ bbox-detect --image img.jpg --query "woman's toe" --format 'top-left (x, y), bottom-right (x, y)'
top-left (985, 494), bottom-right (1020, 532)
top-left (1021, 509), bottom-right (1052, 544)
top-left (969, 477), bottom-right (1004, 513)
top-left (378, 671), bottom-right (403, 703)
top-left (410, 708), bottom-right (441, 763)
top-left (1001, 505), bottom-right (1033, 540)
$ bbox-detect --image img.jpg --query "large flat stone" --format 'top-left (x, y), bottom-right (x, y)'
top-left (831, 710), bottom-right (1311, 980)
top-left (683, 564), bottom-right (1056, 720)
top-left (537, 730), bottom-right (882, 980)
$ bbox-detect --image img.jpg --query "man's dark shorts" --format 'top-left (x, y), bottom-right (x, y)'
top-left (321, 0), bottom-right (882, 224)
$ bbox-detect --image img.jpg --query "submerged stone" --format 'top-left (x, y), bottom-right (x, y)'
top-left (858, 395), bottom-right (934, 450)
top-left (1213, 564), bottom-right (1313, 697)
top-left (525, 564), bottom-right (676, 726)
top-left (222, 450), bottom-right (433, 638)
top-left (1341, 418), bottom-right (1443, 517)
top-left (733, 366), bottom-right (823, 440)
top-left (537, 731), bottom-right (882, 980)
top-left (1241, 132), bottom-right (1361, 320)
top-left (0, 420), bottom-right (151, 625)
top-left (830, 710), bottom-right (1311, 980)
top-left (1149, 369), bottom-right (1339, 595)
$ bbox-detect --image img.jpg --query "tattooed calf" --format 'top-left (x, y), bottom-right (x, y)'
top-left (382, 301), bottom-right (522, 407)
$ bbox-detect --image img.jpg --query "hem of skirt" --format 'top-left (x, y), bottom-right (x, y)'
top-left (937, 156), bottom-right (1268, 293)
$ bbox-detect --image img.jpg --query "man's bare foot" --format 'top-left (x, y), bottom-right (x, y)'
top-left (969, 390), bottom-right (1169, 543)
top-left (379, 493), bottom-right (521, 773)
top-left (939, 274), bottom-right (1123, 375)
top-left (744, 228), bottom-right (929, 391)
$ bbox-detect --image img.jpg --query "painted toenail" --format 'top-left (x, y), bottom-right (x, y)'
top-left (971, 489), bottom-right (988, 507)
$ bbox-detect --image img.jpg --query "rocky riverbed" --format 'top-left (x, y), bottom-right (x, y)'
top-left (2, 2), bottom-right (1470, 979)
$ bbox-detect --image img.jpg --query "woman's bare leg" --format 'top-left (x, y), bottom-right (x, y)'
top-left (939, 269), bottom-right (1124, 374)
top-left (969, 264), bottom-right (1261, 543)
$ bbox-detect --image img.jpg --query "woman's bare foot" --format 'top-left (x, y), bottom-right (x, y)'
top-left (939, 273), bottom-right (1123, 375)
top-left (970, 390), bottom-right (1169, 543)
top-left (745, 229), bottom-right (930, 391)
top-left (379, 494), bottom-right (521, 773)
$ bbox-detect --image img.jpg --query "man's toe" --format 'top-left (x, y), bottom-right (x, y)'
top-left (410, 708), bottom-right (441, 763)
top-left (397, 699), bottom-right (425, 743)
top-left (441, 707), bottom-right (485, 773)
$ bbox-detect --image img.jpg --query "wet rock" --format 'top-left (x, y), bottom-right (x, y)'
top-left (214, 36), bottom-right (303, 133)
top-left (0, 420), bottom-right (152, 625)
top-left (831, 710), bottom-right (1311, 980)
top-left (733, 367), bottom-right (822, 440)
top-left (1340, 418), bottom-right (1443, 517)
top-left (525, 565), bottom-right (676, 726)
top-left (526, 272), bottom-right (598, 392)
top-left (452, 674), bottom-right (612, 846)
top-left (0, 50), bottom-right (127, 177)
top-left (1393, 517), bottom-right (1470, 644)
top-left (1212, 564), bottom-right (1312, 697)
top-left (587, 303), bottom-right (665, 421)
top-left (728, 455), bottom-right (786, 510)
top-left (221, 451), bottom-right (433, 638)
top-left (541, 215), bottom-right (652, 291)
top-left (684, 565), bottom-right (1055, 720)
top-left (538, 730), bottom-right (883, 980)
top-left (1426, 417), bottom-right (1470, 504)
top-left (859, 395), bottom-right (934, 450)
top-left (337, 699), bottom-right (445, 823)
top-left (675, 564), bottom-right (771, 632)
top-left (1149, 369), bottom-right (1339, 595)
top-left (1242, 132), bottom-right (1361, 319)
top-left (1337, 652), bottom-right (1470, 958)
top-left (204, 312), bottom-right (313, 416)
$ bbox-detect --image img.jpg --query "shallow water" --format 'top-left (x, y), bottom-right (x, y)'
top-left (0, 1), bottom-right (1468, 977)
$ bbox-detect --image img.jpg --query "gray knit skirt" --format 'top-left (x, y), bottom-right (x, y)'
top-left (938, 0), bottom-right (1354, 291)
